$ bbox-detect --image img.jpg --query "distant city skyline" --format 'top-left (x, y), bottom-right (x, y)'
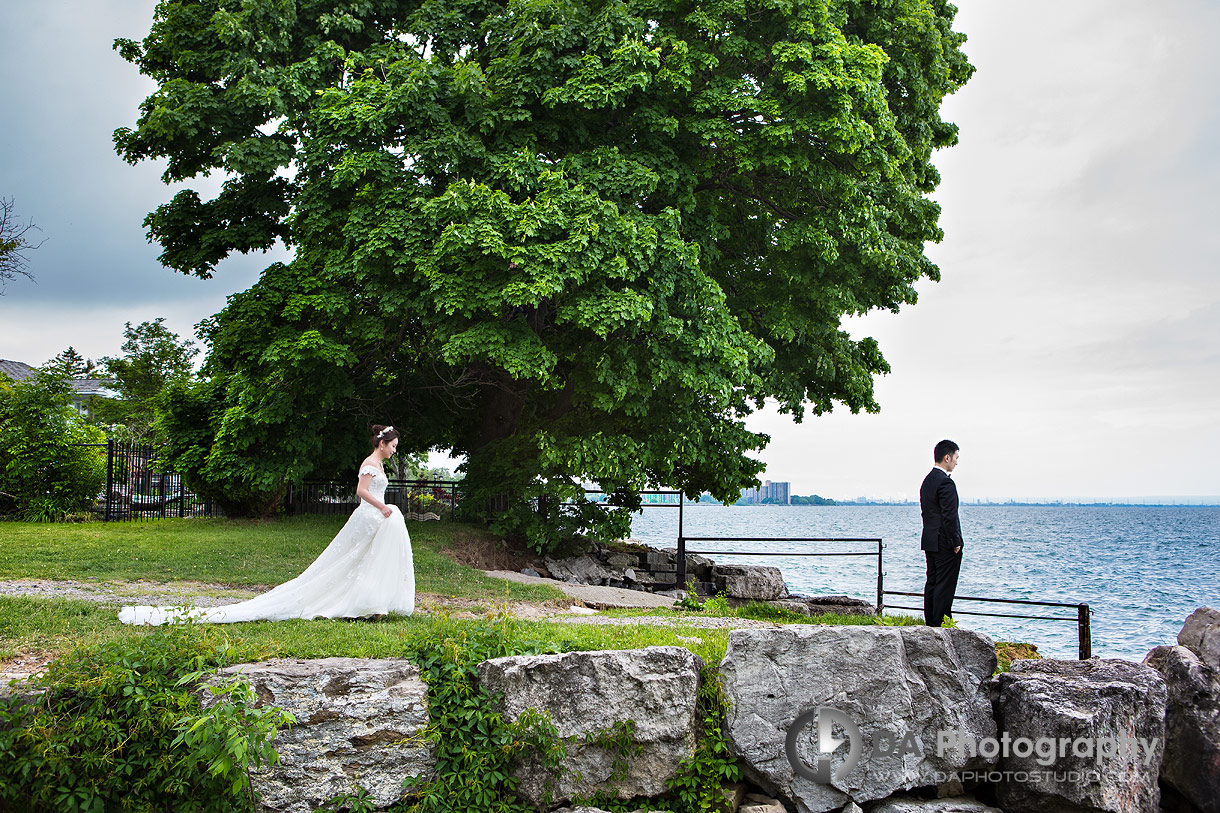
top-left (738, 481), bottom-right (791, 505)
top-left (4, 1), bottom-right (1219, 503)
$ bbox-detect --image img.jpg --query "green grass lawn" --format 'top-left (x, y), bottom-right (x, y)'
top-left (0, 517), bottom-right (566, 662)
top-left (0, 517), bottom-right (951, 670)
top-left (0, 516), bottom-right (563, 600)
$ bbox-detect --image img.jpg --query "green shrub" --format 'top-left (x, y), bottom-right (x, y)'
top-left (0, 623), bottom-right (292, 812)
top-left (401, 613), bottom-right (565, 813)
top-left (658, 666), bottom-right (742, 812)
top-left (0, 369), bottom-right (106, 520)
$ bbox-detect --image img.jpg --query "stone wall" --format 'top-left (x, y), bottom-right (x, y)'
top-left (203, 609), bottom-right (1220, 813)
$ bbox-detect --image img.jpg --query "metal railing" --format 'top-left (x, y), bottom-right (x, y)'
top-left (881, 590), bottom-right (1092, 659)
top-left (285, 479), bottom-right (462, 518)
top-left (99, 441), bottom-right (218, 521)
top-left (666, 493), bottom-right (1093, 658)
top-left (679, 536), bottom-right (884, 608)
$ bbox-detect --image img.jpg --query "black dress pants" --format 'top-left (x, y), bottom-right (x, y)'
top-left (923, 547), bottom-right (962, 627)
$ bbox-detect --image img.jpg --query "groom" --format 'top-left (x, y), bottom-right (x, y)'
top-left (920, 439), bottom-right (962, 627)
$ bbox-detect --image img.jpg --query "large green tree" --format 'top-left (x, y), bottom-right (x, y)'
top-left (115, 0), bottom-right (971, 547)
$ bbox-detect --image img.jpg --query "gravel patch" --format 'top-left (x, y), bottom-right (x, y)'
top-left (0, 579), bottom-right (263, 608)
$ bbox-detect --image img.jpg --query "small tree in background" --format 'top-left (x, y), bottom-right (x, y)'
top-left (92, 319), bottom-right (199, 441)
top-left (0, 370), bottom-right (106, 521)
top-left (44, 346), bottom-right (99, 378)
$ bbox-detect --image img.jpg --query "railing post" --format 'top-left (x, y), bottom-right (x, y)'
top-left (1078, 604), bottom-right (1092, 660)
top-left (676, 491), bottom-right (686, 589)
top-left (104, 439), bottom-right (114, 522)
top-left (876, 539), bottom-right (884, 614)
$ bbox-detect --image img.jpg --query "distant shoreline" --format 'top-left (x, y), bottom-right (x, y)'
top-left (678, 500), bottom-right (1220, 508)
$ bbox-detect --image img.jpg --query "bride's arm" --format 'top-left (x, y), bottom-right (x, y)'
top-left (356, 472), bottom-right (393, 518)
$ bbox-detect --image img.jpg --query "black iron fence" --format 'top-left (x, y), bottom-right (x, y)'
top-left (285, 479), bottom-right (462, 518)
top-left (667, 493), bottom-right (1092, 659)
top-left (679, 536), bottom-right (884, 606)
top-left (881, 590), bottom-right (1092, 659)
top-left (86, 440), bottom-right (462, 522)
top-left (99, 441), bottom-right (218, 521)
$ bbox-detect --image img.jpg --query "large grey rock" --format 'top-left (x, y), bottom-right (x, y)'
top-left (477, 646), bottom-right (702, 808)
top-left (869, 797), bottom-right (1003, 813)
top-left (1144, 644), bottom-right (1220, 813)
top-left (993, 658), bottom-right (1167, 813)
top-left (713, 564), bottom-right (788, 600)
top-left (545, 554), bottom-right (613, 585)
top-left (719, 625), bottom-right (998, 813)
top-left (205, 658), bottom-right (433, 812)
top-left (1178, 606), bottom-right (1220, 670)
top-left (604, 551), bottom-right (640, 571)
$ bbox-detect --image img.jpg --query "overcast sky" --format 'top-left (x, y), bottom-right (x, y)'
top-left (3, 1), bottom-right (1219, 502)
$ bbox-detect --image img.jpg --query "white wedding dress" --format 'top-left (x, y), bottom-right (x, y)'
top-left (119, 466), bottom-right (415, 625)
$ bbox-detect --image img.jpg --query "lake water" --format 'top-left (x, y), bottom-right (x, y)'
top-left (628, 504), bottom-right (1220, 661)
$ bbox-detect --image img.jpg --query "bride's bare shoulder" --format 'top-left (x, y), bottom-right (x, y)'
top-left (359, 457), bottom-right (383, 474)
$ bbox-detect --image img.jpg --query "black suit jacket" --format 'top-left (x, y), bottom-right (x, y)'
top-left (920, 468), bottom-right (963, 553)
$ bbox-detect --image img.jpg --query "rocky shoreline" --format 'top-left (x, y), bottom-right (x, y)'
top-left (174, 607), bottom-right (1219, 813)
top-left (539, 540), bottom-right (879, 618)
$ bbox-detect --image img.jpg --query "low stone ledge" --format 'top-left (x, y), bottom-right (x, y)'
top-left (1178, 606), bottom-right (1220, 670)
top-left (764, 595), bottom-right (876, 617)
top-left (477, 646), bottom-right (702, 808)
top-left (870, 796), bottom-right (1004, 813)
top-left (713, 564), bottom-right (788, 600)
top-left (205, 657), bottom-right (433, 813)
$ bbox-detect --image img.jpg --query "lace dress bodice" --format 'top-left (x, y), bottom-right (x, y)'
top-left (359, 465), bottom-right (389, 503)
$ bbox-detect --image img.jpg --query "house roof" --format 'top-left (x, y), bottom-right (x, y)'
top-left (70, 379), bottom-right (119, 397)
top-left (0, 359), bottom-right (35, 380)
top-left (0, 359), bottom-right (116, 397)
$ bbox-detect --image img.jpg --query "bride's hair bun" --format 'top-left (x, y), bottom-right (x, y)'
top-left (371, 424), bottom-right (400, 447)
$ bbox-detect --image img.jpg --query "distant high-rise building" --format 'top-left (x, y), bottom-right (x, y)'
top-left (754, 480), bottom-right (790, 504)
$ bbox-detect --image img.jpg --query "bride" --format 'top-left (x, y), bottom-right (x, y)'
top-left (119, 425), bottom-right (415, 625)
